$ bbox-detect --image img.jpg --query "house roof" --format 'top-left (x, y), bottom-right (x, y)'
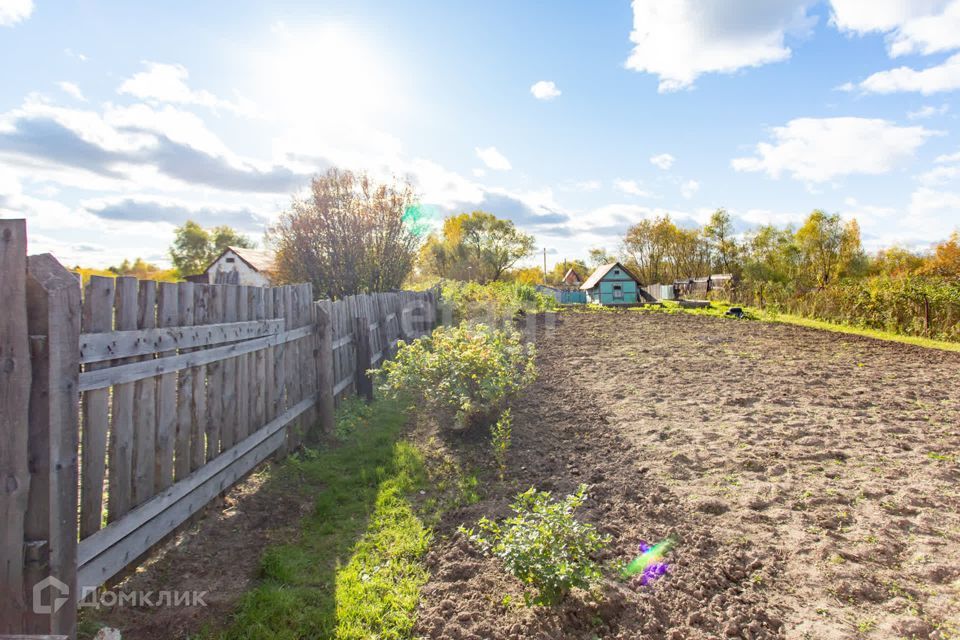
top-left (579, 262), bottom-right (641, 290)
top-left (205, 246), bottom-right (276, 274)
top-left (562, 268), bottom-right (582, 283)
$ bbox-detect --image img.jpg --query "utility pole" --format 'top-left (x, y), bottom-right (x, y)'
top-left (543, 247), bottom-right (547, 284)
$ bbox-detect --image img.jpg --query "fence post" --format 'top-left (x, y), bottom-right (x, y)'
top-left (23, 252), bottom-right (81, 638)
top-left (0, 220), bottom-right (31, 634)
top-left (313, 300), bottom-right (336, 435)
top-left (353, 315), bottom-right (373, 402)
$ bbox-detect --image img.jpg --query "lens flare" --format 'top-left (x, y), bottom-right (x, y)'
top-left (622, 537), bottom-right (675, 585)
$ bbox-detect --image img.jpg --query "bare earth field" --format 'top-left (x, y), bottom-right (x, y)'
top-left (416, 310), bottom-right (960, 640)
top-left (86, 310), bottom-right (960, 639)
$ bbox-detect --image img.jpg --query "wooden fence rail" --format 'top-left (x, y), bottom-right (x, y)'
top-left (0, 219), bottom-right (438, 638)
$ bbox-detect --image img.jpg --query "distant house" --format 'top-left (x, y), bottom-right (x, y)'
top-left (203, 246), bottom-right (276, 286)
top-left (561, 268), bottom-right (582, 287)
top-left (580, 262), bottom-right (656, 305)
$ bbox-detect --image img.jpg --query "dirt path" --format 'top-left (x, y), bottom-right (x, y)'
top-left (416, 311), bottom-right (960, 640)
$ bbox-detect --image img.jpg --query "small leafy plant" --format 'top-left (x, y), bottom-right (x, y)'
top-left (491, 409), bottom-right (512, 479)
top-left (461, 484), bottom-right (609, 605)
top-left (374, 322), bottom-right (536, 430)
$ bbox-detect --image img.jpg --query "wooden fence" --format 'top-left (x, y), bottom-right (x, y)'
top-left (0, 219), bottom-right (437, 638)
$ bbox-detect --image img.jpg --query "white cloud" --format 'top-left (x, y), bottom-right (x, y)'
top-left (732, 117), bottom-right (936, 182)
top-left (737, 208), bottom-right (807, 226)
top-left (0, 95), bottom-right (308, 194)
top-left (681, 179), bottom-right (700, 199)
top-left (649, 153), bottom-right (675, 170)
top-left (530, 80), bottom-right (561, 100)
top-left (830, 0), bottom-right (960, 57)
top-left (918, 164), bottom-right (960, 185)
top-left (935, 149), bottom-right (960, 163)
top-left (573, 180), bottom-right (602, 191)
top-left (118, 61), bottom-right (259, 117)
top-left (0, 0), bottom-right (32, 26)
top-left (840, 196), bottom-right (896, 227)
top-left (905, 186), bottom-right (960, 238)
top-left (907, 104), bottom-right (949, 119)
top-left (625, 0), bottom-right (816, 92)
top-left (613, 179), bottom-right (652, 197)
top-left (475, 146), bottom-right (512, 171)
top-left (472, 168), bottom-right (486, 178)
top-left (64, 48), bottom-right (88, 62)
top-left (57, 81), bottom-right (87, 102)
top-left (853, 53), bottom-right (960, 95)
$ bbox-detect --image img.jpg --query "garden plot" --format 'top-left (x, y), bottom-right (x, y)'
top-left (416, 310), bottom-right (960, 639)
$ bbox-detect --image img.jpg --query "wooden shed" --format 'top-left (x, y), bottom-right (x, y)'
top-left (202, 246), bottom-right (276, 286)
top-left (562, 268), bottom-right (583, 286)
top-left (580, 262), bottom-right (655, 305)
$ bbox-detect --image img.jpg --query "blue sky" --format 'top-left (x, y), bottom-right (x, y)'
top-left (1, 0), bottom-right (959, 269)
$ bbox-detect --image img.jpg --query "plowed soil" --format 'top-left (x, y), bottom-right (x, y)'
top-left (415, 310), bottom-right (960, 640)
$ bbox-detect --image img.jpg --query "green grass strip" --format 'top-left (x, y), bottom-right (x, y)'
top-left (217, 398), bottom-right (430, 640)
top-left (629, 300), bottom-right (960, 353)
top-left (757, 310), bottom-right (960, 353)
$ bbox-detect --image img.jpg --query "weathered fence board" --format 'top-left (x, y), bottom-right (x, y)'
top-left (155, 282), bottom-right (178, 492)
top-left (220, 285), bottom-right (239, 451)
top-left (189, 285), bottom-right (210, 472)
top-left (22, 254), bottom-right (81, 638)
top-left (174, 282), bottom-right (195, 482)
top-left (0, 220), bottom-right (31, 634)
top-left (79, 318), bottom-right (283, 363)
top-left (132, 280), bottom-right (157, 507)
top-left (79, 276), bottom-right (113, 540)
top-left (108, 277), bottom-right (137, 523)
top-left (77, 325), bottom-right (314, 391)
top-left (205, 285), bottom-right (224, 462)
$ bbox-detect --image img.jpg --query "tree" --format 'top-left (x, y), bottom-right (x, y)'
top-left (796, 210), bottom-right (843, 289)
top-left (419, 211), bottom-right (535, 284)
top-left (703, 208), bottom-right (740, 274)
top-left (869, 246), bottom-right (925, 277)
top-left (268, 168), bottom-right (423, 298)
top-left (741, 224), bottom-right (798, 306)
top-left (917, 231), bottom-right (960, 278)
top-left (511, 267), bottom-right (544, 285)
top-left (109, 257), bottom-right (179, 281)
top-left (587, 248), bottom-right (615, 267)
top-left (621, 215), bottom-right (710, 284)
top-left (622, 216), bottom-right (672, 284)
top-left (838, 219), bottom-right (868, 278)
top-left (170, 221), bottom-right (254, 276)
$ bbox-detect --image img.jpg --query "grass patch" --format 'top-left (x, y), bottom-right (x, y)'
top-left (626, 300), bottom-right (960, 353)
top-left (755, 310), bottom-right (960, 353)
top-left (216, 397), bottom-right (430, 640)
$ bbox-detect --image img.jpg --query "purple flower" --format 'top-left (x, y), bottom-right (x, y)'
top-left (640, 562), bottom-right (669, 585)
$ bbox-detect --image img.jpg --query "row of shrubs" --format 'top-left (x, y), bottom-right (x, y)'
top-left (372, 320), bottom-right (621, 605)
top-left (726, 275), bottom-right (960, 341)
top-left (437, 280), bottom-right (558, 325)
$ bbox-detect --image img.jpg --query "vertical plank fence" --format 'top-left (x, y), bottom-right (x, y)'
top-left (0, 218), bottom-right (440, 638)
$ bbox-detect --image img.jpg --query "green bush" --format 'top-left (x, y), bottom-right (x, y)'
top-left (491, 409), bottom-right (512, 480)
top-left (374, 323), bottom-right (536, 430)
top-left (461, 485), bottom-right (609, 605)
top-left (731, 275), bottom-right (960, 341)
top-left (440, 280), bottom-right (557, 324)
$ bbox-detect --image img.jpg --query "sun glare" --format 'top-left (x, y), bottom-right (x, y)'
top-left (252, 22), bottom-right (396, 126)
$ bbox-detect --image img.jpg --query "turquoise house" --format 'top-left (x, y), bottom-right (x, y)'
top-left (580, 262), bottom-right (655, 306)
